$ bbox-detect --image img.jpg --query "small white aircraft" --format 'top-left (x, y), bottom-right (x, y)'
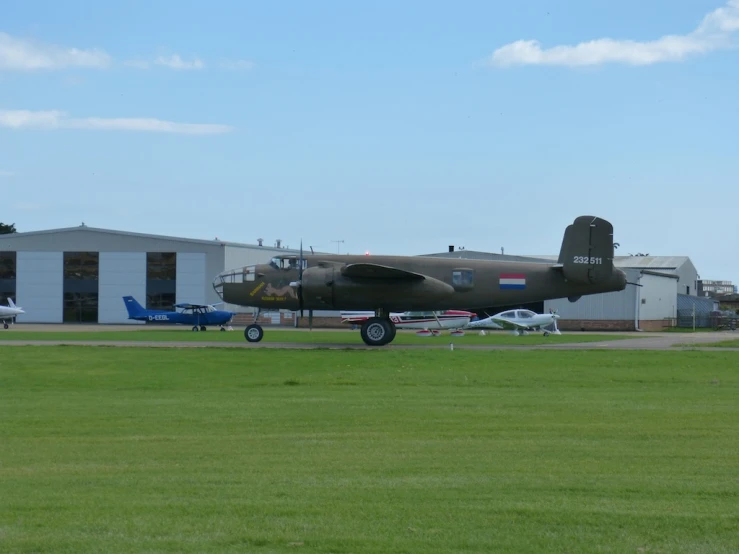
top-left (465, 308), bottom-right (561, 336)
top-left (341, 310), bottom-right (474, 336)
top-left (1, 298), bottom-right (24, 329)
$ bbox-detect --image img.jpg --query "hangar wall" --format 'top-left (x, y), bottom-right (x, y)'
top-left (16, 252), bottom-right (63, 323)
top-left (98, 252), bottom-right (147, 324)
top-left (638, 272), bottom-right (678, 321)
top-left (176, 253), bottom-right (207, 306)
top-left (1, 226), bottom-right (302, 324)
top-left (543, 269), bottom-right (679, 331)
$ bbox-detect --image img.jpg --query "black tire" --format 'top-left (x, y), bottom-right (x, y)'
top-left (200, 325), bottom-right (206, 331)
top-left (220, 327), bottom-right (226, 332)
top-left (3, 323), bottom-right (8, 330)
top-left (245, 324), bottom-right (264, 343)
top-left (192, 326), bottom-right (199, 332)
top-left (360, 317), bottom-right (395, 346)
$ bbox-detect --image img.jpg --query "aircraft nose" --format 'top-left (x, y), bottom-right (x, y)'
top-left (213, 267), bottom-right (247, 301)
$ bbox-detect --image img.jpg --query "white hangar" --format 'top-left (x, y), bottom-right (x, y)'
top-left (0, 225), bottom-right (301, 324)
top-left (541, 256), bottom-right (699, 331)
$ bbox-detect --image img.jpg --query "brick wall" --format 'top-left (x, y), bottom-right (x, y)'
top-left (557, 319), bottom-right (671, 332)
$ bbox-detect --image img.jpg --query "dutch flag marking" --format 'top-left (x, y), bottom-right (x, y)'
top-left (499, 273), bottom-right (526, 290)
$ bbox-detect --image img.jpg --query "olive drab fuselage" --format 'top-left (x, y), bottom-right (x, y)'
top-left (214, 254), bottom-right (627, 312)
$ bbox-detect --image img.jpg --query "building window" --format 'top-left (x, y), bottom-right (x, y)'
top-left (0, 251), bottom-right (16, 303)
top-left (63, 252), bottom-right (99, 322)
top-left (63, 292), bottom-right (99, 323)
top-left (147, 252), bottom-right (176, 280)
top-left (0, 252), bottom-right (16, 279)
top-left (146, 252), bottom-right (177, 310)
top-left (63, 252), bottom-right (99, 280)
top-left (147, 293), bottom-right (176, 312)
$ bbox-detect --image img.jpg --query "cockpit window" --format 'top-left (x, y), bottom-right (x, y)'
top-left (269, 256), bottom-right (305, 270)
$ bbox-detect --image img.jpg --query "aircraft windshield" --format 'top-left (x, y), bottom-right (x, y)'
top-left (269, 256), bottom-right (306, 270)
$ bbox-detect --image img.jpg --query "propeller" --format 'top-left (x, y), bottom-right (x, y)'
top-left (298, 240), bottom-right (304, 317)
top-left (290, 240), bottom-right (311, 328)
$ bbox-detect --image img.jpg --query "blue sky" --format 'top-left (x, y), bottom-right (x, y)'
top-left (1, 0), bottom-right (738, 281)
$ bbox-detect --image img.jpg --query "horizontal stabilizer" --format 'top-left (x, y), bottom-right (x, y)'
top-left (341, 263), bottom-right (427, 281)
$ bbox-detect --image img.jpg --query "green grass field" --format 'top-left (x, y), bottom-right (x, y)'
top-left (1, 346), bottom-right (737, 553)
top-left (0, 328), bottom-right (640, 346)
top-left (673, 337), bottom-right (739, 348)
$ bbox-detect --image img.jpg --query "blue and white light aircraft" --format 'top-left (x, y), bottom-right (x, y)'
top-left (122, 296), bottom-right (236, 331)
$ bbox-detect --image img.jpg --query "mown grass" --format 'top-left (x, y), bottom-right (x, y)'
top-left (0, 328), bottom-right (640, 346)
top-left (1, 347), bottom-right (737, 553)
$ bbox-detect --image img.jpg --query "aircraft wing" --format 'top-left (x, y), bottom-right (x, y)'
top-left (341, 263), bottom-right (426, 281)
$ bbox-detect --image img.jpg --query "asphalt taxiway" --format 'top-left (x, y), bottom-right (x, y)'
top-left (1, 330), bottom-right (737, 351)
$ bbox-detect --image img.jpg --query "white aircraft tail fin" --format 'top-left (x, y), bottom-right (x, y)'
top-left (8, 298), bottom-right (17, 308)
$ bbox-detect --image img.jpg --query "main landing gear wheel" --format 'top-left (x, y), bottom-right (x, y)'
top-left (245, 323), bottom-right (264, 343)
top-left (191, 326), bottom-right (199, 332)
top-left (200, 325), bottom-right (206, 331)
top-left (360, 317), bottom-right (396, 346)
top-left (3, 323), bottom-right (8, 329)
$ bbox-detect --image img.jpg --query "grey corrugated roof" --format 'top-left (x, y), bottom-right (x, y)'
top-left (0, 225), bottom-right (302, 252)
top-left (524, 255), bottom-right (693, 270)
top-left (420, 251), bottom-right (552, 263)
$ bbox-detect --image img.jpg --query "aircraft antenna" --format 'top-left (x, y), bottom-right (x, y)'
top-left (331, 239), bottom-right (345, 254)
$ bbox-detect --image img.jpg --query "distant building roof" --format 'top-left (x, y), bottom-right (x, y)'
top-left (0, 225), bottom-right (302, 253)
top-left (420, 250), bottom-right (552, 263)
top-left (524, 254), bottom-right (694, 271)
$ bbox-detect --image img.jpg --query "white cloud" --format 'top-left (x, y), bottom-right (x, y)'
top-left (0, 109), bottom-right (233, 135)
top-left (124, 54), bottom-right (205, 70)
top-left (487, 0), bottom-right (739, 67)
top-left (155, 54), bottom-right (205, 70)
top-left (219, 59), bottom-right (256, 71)
top-left (0, 32), bottom-right (111, 71)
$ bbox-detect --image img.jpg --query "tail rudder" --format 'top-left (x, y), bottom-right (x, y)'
top-left (122, 296), bottom-right (147, 318)
top-left (557, 215), bottom-right (615, 284)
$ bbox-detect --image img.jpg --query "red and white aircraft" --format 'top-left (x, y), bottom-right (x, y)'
top-left (341, 310), bottom-right (474, 336)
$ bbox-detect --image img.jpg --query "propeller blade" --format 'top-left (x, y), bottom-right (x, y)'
top-left (299, 240), bottom-right (304, 317)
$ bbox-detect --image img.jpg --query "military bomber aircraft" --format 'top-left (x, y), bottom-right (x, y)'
top-left (212, 215), bottom-right (628, 346)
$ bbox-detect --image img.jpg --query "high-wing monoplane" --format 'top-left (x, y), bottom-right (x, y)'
top-left (1, 298), bottom-right (24, 329)
top-left (213, 215), bottom-right (628, 346)
top-left (341, 309), bottom-right (473, 336)
top-left (122, 296), bottom-right (235, 331)
top-left (465, 308), bottom-right (561, 336)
